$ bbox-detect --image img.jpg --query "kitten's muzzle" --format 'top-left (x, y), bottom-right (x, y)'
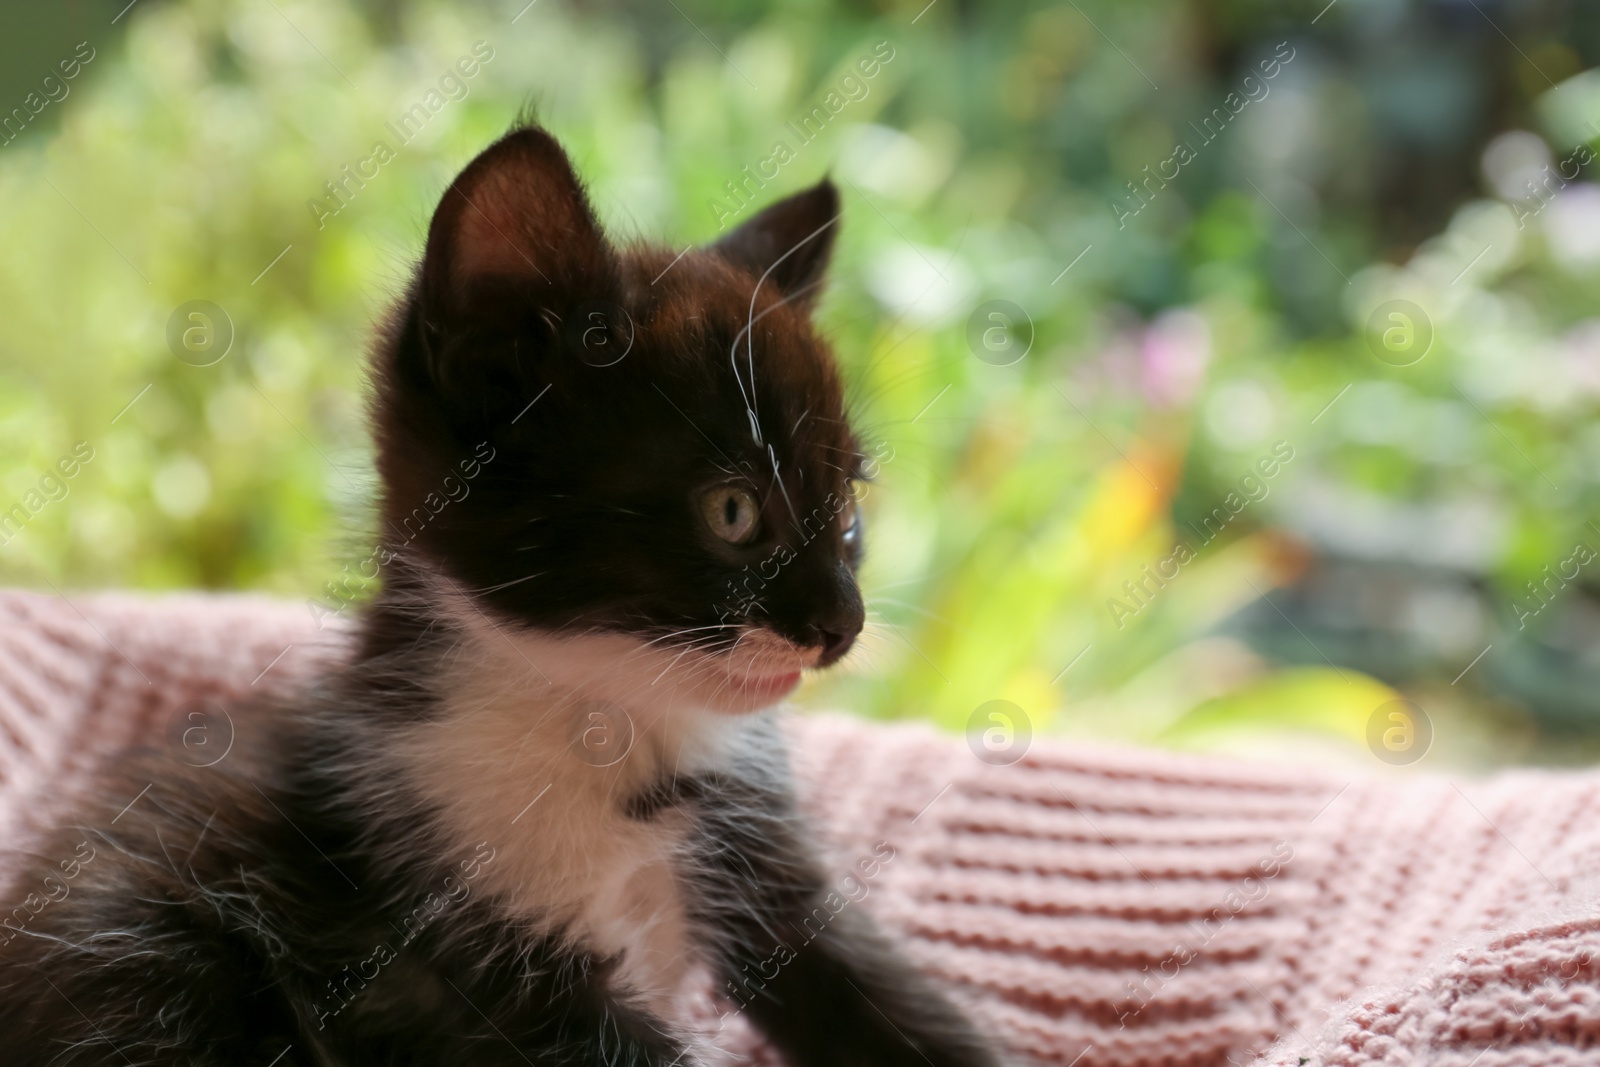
top-left (809, 618), bottom-right (859, 668)
top-left (807, 572), bottom-right (864, 668)
top-left (759, 559), bottom-right (863, 670)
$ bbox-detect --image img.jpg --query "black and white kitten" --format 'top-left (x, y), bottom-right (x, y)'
top-left (0, 127), bottom-right (999, 1067)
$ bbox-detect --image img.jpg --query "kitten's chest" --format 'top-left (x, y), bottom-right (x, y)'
top-left (386, 642), bottom-right (748, 1011)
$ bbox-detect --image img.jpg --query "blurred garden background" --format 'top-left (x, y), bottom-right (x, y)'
top-left (5, 0), bottom-right (1600, 769)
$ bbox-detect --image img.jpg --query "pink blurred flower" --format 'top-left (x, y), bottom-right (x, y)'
top-left (1140, 308), bottom-right (1212, 408)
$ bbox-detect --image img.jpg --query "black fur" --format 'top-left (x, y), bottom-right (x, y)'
top-left (0, 127), bottom-right (998, 1067)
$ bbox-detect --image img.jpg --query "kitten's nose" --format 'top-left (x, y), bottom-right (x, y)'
top-left (812, 623), bottom-right (856, 666)
top-left (809, 589), bottom-right (863, 667)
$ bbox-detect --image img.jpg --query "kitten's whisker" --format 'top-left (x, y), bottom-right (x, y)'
top-left (638, 630), bottom-right (724, 657)
top-left (474, 573), bottom-right (545, 594)
top-left (635, 625), bottom-right (735, 653)
top-left (768, 444), bottom-right (799, 525)
top-left (730, 242), bottom-right (833, 448)
top-left (868, 597), bottom-right (953, 627)
top-left (651, 642), bottom-right (705, 685)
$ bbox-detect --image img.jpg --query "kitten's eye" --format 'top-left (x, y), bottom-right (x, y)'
top-left (840, 493), bottom-right (861, 547)
top-left (701, 485), bottom-right (760, 545)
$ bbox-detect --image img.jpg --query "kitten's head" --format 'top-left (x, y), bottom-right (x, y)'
top-left (372, 126), bottom-right (865, 713)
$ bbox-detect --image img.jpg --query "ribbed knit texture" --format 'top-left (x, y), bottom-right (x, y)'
top-left (1, 589), bottom-right (1597, 1066)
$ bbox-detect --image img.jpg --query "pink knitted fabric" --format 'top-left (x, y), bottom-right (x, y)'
top-left (2, 589), bottom-right (1598, 1066)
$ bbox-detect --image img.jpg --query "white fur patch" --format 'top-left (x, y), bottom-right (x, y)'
top-left (386, 596), bottom-right (779, 1017)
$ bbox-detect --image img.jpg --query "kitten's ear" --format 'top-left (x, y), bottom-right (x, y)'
top-left (421, 126), bottom-right (615, 318)
top-left (711, 178), bottom-right (839, 307)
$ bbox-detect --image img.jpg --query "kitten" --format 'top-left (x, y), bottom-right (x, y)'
top-left (0, 126), bottom-right (999, 1067)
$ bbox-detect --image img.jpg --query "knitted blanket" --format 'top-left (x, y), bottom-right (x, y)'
top-left (1, 590), bottom-right (1597, 1066)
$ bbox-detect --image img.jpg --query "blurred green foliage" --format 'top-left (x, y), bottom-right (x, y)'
top-left (5, 0), bottom-right (1600, 768)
